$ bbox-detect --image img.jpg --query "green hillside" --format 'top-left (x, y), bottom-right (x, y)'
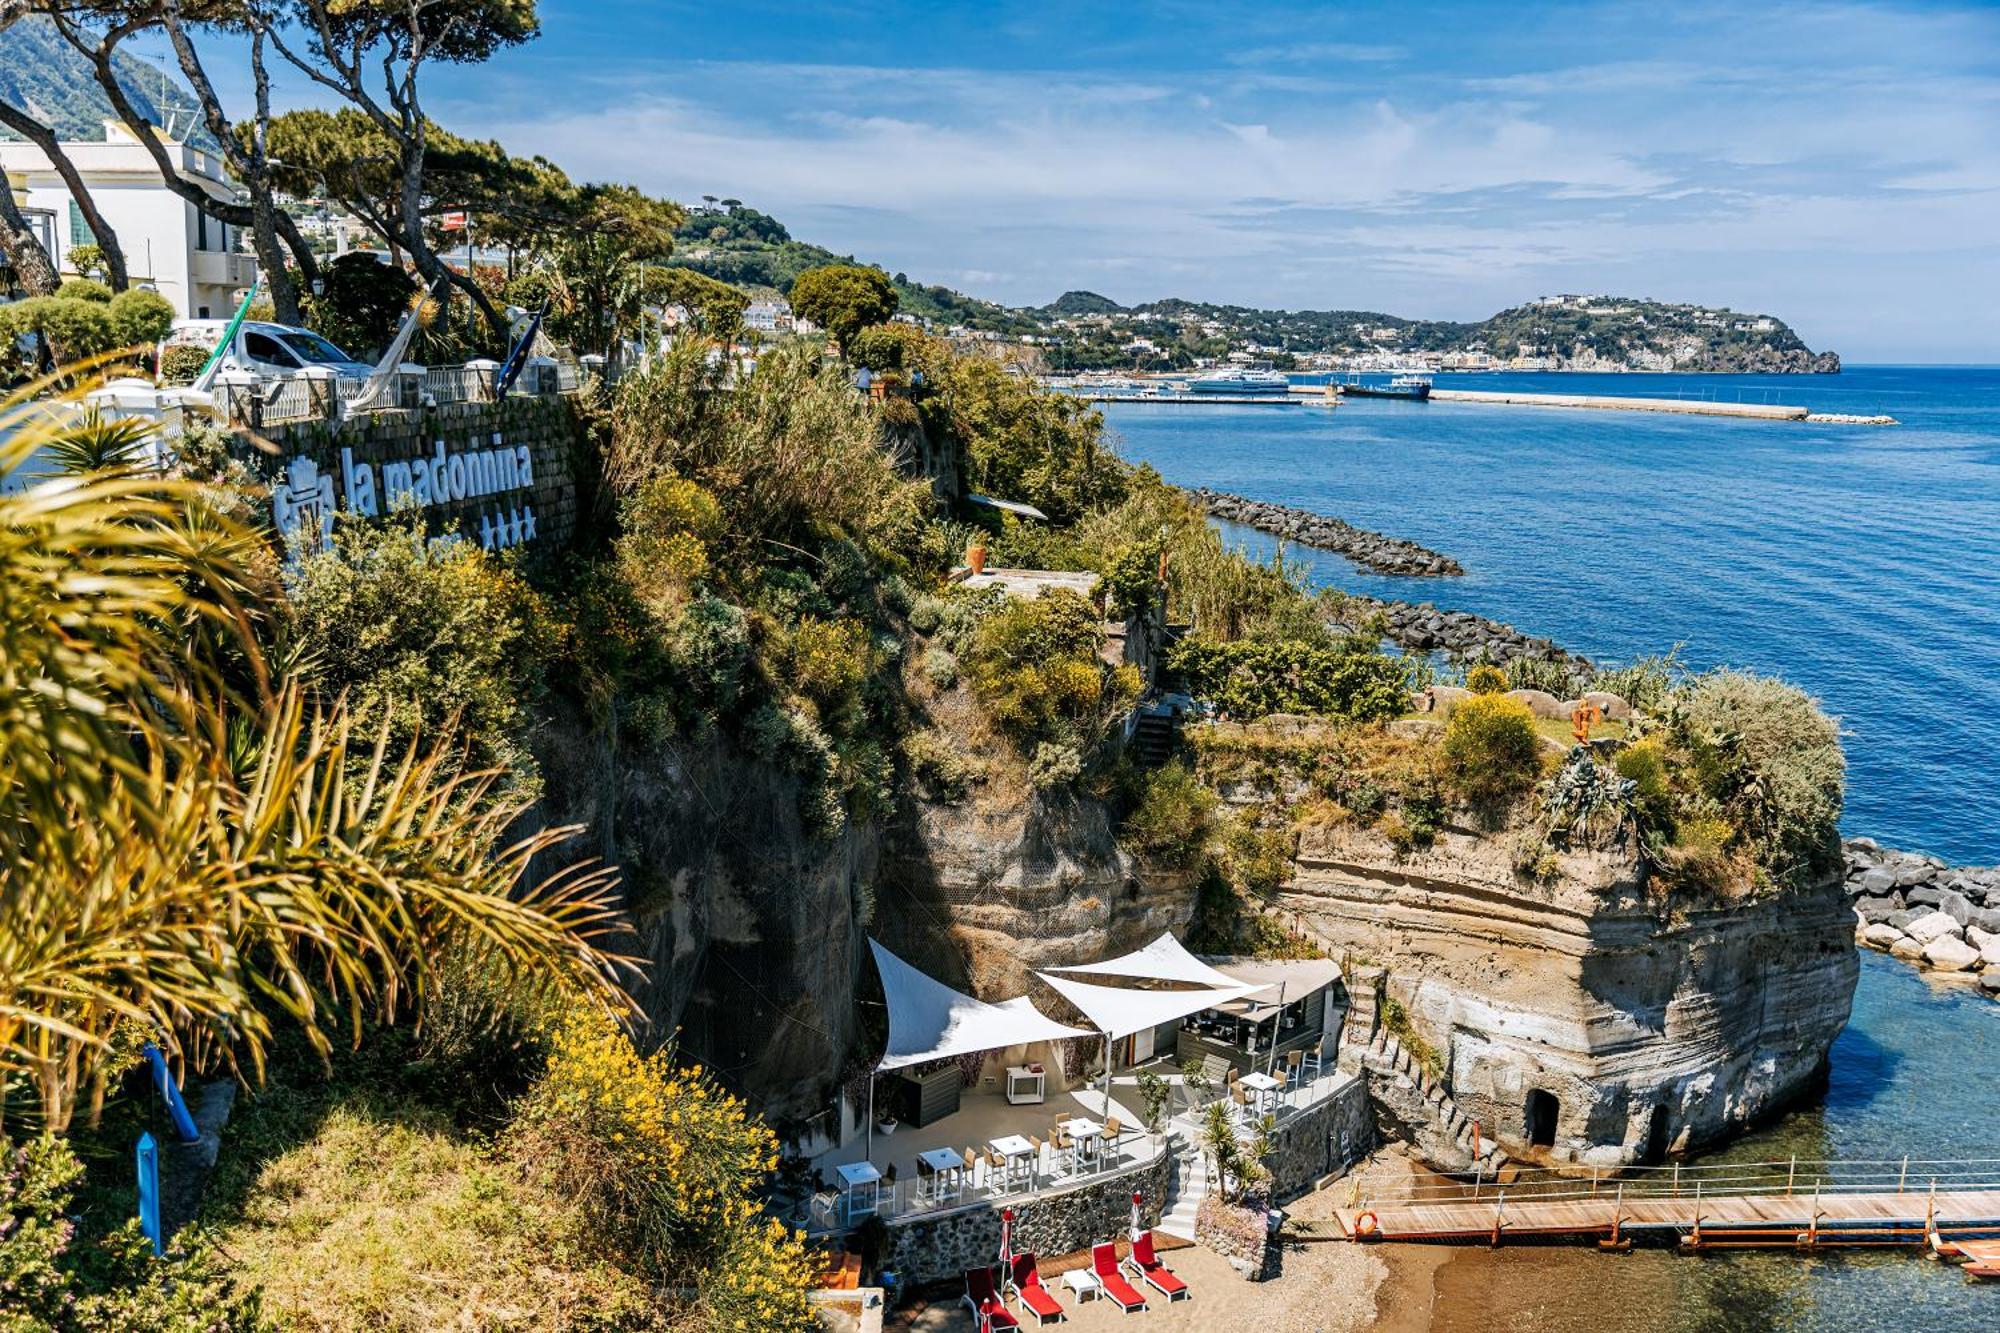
top-left (666, 208), bottom-right (1835, 371)
top-left (0, 14), bottom-right (213, 147)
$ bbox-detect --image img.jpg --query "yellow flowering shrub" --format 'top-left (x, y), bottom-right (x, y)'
top-left (618, 472), bottom-right (724, 615)
top-left (510, 1012), bottom-right (814, 1327)
top-left (696, 1207), bottom-right (820, 1333)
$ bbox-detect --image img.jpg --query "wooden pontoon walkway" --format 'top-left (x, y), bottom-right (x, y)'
top-left (1335, 1189), bottom-right (2000, 1246)
top-left (1332, 1158), bottom-right (2000, 1260)
top-left (1943, 1238), bottom-right (2000, 1279)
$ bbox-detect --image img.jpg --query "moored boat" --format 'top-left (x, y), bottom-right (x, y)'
top-left (1338, 373), bottom-right (1432, 401)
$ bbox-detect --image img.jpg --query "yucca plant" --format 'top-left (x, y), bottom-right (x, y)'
top-left (0, 371), bottom-right (637, 1132)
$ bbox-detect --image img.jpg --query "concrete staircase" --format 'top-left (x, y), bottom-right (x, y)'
top-left (1157, 1138), bottom-right (1208, 1240)
top-left (1360, 1025), bottom-right (1510, 1177)
top-left (1129, 707), bottom-right (1179, 768)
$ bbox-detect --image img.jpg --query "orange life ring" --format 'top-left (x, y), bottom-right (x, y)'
top-left (1354, 1210), bottom-right (1380, 1238)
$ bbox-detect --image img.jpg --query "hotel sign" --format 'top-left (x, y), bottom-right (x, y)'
top-left (271, 431), bottom-right (543, 557)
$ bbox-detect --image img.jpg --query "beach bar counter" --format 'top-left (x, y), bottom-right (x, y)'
top-left (1174, 957), bottom-right (1347, 1077)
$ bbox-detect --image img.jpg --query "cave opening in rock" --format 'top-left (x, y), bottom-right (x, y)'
top-left (1526, 1088), bottom-right (1559, 1147)
top-left (1642, 1105), bottom-right (1670, 1164)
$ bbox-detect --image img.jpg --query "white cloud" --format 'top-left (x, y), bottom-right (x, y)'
top-left (461, 3), bottom-right (2000, 359)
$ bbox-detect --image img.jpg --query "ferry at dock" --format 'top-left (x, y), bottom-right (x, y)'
top-left (1338, 373), bottom-right (1433, 401)
top-left (1187, 366), bottom-right (1291, 396)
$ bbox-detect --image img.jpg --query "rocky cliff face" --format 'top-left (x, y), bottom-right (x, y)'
top-left (1281, 818), bottom-right (1856, 1168)
top-left (875, 791), bottom-right (1198, 1001)
top-left (526, 707), bottom-right (1192, 1121)
top-left (528, 709), bottom-right (877, 1122)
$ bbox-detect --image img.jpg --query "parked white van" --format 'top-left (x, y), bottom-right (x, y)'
top-left (161, 319), bottom-right (376, 379)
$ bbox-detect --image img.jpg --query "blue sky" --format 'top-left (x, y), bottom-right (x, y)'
top-left (241, 1), bottom-right (1997, 360)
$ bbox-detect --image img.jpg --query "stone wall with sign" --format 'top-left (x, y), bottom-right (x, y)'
top-left (234, 395), bottom-right (587, 557)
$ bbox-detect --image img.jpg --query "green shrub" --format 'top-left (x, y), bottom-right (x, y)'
top-left (1121, 760), bottom-right (1218, 867)
top-left (1221, 816), bottom-right (1294, 896)
top-left (919, 646), bottom-right (959, 689)
top-left (1, 1135), bottom-right (261, 1332)
top-left (281, 517), bottom-right (550, 784)
top-left (1028, 740), bottom-right (1085, 790)
top-left (55, 276), bottom-right (112, 303)
top-left (106, 287), bottom-right (175, 349)
top-left (928, 354), bottom-right (1128, 524)
top-left (965, 588), bottom-right (1139, 758)
top-left (1441, 693), bottom-right (1542, 804)
top-left (65, 243), bottom-right (106, 280)
top-left (904, 728), bottom-right (978, 801)
top-left (664, 593), bottom-right (752, 715)
top-left (2, 296), bottom-right (116, 365)
top-left (158, 342), bottom-right (212, 386)
top-left (1167, 638), bottom-right (1411, 722)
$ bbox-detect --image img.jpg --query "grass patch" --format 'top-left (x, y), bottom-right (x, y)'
top-left (205, 1085), bottom-right (661, 1332)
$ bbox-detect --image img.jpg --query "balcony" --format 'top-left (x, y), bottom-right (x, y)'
top-left (190, 250), bottom-right (257, 288)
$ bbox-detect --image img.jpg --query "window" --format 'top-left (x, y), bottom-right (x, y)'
top-left (195, 208), bottom-right (207, 252)
top-left (278, 331), bottom-right (354, 365)
top-left (243, 331), bottom-right (300, 368)
top-left (67, 200), bottom-right (94, 248)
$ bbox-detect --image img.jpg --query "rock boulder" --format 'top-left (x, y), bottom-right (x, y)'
top-left (1861, 923), bottom-right (1905, 951)
top-left (1905, 911), bottom-right (1961, 945)
top-left (1924, 936), bottom-right (1981, 972)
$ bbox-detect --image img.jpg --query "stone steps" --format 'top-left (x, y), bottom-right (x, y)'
top-left (1359, 1029), bottom-right (1508, 1175)
top-left (1157, 1141), bottom-right (1207, 1240)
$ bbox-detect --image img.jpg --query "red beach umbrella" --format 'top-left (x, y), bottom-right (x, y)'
top-left (1131, 1190), bottom-right (1144, 1241)
top-left (1000, 1207), bottom-right (1014, 1270)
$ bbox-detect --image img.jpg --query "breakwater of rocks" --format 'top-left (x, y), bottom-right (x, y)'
top-left (1329, 592), bottom-right (1588, 667)
top-left (1191, 488), bottom-right (1465, 577)
top-left (1843, 839), bottom-right (2000, 997)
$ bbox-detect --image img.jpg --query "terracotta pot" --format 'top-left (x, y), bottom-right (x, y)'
top-left (967, 545), bottom-right (988, 575)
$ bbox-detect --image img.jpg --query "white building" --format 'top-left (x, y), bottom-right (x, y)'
top-left (744, 298), bottom-right (792, 333)
top-left (1, 120), bottom-right (255, 318)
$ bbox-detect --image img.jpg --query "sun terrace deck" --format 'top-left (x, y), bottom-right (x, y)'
top-left (799, 1055), bottom-right (1354, 1238)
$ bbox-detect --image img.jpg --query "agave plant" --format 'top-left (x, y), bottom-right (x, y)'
top-left (0, 372), bottom-right (637, 1131)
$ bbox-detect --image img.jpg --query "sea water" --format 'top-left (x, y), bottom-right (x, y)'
top-left (1101, 366), bottom-right (2000, 1330)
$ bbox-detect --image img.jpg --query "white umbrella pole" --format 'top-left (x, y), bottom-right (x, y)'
top-left (866, 1075), bottom-right (875, 1163)
top-left (1267, 981), bottom-right (1288, 1076)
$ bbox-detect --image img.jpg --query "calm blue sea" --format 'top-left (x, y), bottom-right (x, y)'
top-left (1102, 366), bottom-right (2000, 1330)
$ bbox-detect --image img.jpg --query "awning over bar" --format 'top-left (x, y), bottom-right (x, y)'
top-left (1035, 971), bottom-right (1260, 1040)
top-left (1043, 932), bottom-right (1250, 991)
top-left (870, 940), bottom-right (1090, 1071)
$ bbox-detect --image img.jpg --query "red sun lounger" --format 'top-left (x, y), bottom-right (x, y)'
top-left (1125, 1230), bottom-right (1189, 1301)
top-left (964, 1265), bottom-right (1022, 1330)
top-left (1008, 1253), bottom-right (1065, 1325)
top-left (1090, 1242), bottom-right (1147, 1313)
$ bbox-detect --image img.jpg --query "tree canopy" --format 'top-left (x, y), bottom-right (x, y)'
top-left (786, 263), bottom-right (898, 349)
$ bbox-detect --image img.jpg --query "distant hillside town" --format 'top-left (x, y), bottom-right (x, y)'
top-left (667, 201), bottom-right (1840, 375)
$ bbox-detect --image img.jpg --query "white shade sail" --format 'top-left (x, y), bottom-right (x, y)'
top-left (1043, 932), bottom-right (1250, 991)
top-left (1036, 971), bottom-right (1261, 1040)
top-left (870, 940), bottom-right (1091, 1072)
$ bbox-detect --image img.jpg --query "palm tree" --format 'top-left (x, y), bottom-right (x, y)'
top-left (0, 373), bottom-right (637, 1131)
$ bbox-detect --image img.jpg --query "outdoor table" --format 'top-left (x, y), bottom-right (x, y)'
top-left (1240, 1071), bottom-right (1281, 1115)
top-left (1061, 1117), bottom-right (1105, 1165)
top-left (990, 1134), bottom-right (1036, 1188)
top-left (1006, 1064), bottom-right (1046, 1105)
top-left (917, 1147), bottom-right (966, 1203)
top-left (1062, 1268), bottom-right (1103, 1302)
top-left (835, 1160), bottom-right (881, 1222)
